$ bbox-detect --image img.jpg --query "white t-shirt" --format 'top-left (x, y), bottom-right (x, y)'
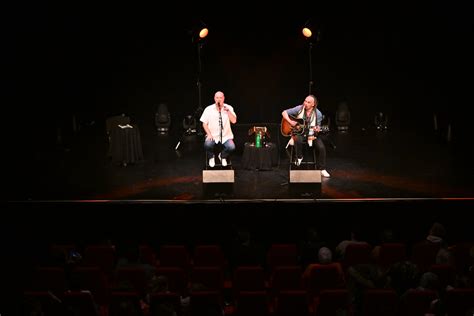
top-left (200, 103), bottom-right (236, 144)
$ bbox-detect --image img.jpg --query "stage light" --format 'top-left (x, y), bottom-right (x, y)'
top-left (302, 19), bottom-right (314, 39)
top-left (155, 103), bottom-right (171, 135)
top-left (302, 27), bottom-right (312, 38)
top-left (183, 114), bottom-right (197, 136)
top-left (191, 20), bottom-right (209, 43)
top-left (302, 20), bottom-right (321, 42)
top-left (336, 101), bottom-right (351, 132)
top-left (199, 27), bottom-right (208, 39)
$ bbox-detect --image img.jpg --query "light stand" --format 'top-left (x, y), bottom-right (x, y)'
top-left (192, 23), bottom-right (208, 136)
top-left (175, 23), bottom-right (208, 152)
top-left (195, 41), bottom-right (204, 135)
top-left (308, 41), bottom-right (314, 95)
top-left (302, 25), bottom-right (336, 150)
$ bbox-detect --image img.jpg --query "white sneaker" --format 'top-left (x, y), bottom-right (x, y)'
top-left (221, 158), bottom-right (227, 167)
top-left (321, 169), bottom-right (331, 178)
top-left (209, 157), bottom-right (215, 168)
top-left (296, 157), bottom-right (303, 166)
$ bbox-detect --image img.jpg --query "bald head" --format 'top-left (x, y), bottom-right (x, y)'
top-left (214, 91), bottom-right (225, 107)
top-left (303, 95), bottom-right (317, 111)
top-left (318, 247), bottom-right (333, 264)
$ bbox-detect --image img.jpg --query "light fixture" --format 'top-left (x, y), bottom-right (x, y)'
top-left (155, 103), bottom-right (171, 135)
top-left (199, 27), bottom-right (208, 39)
top-left (302, 27), bottom-right (312, 38)
top-left (191, 20), bottom-right (209, 43)
top-left (336, 101), bottom-right (351, 132)
top-left (175, 114), bottom-right (198, 151)
top-left (302, 20), bottom-right (321, 41)
top-left (302, 20), bottom-right (313, 39)
top-left (183, 114), bottom-right (197, 135)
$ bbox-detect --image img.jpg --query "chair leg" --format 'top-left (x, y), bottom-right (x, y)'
top-left (312, 146), bottom-right (317, 170)
top-left (289, 145), bottom-right (294, 170)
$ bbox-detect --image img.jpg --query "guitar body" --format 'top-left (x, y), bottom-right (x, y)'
top-left (281, 117), bottom-right (306, 137)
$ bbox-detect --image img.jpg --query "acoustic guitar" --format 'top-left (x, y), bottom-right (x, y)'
top-left (280, 116), bottom-right (330, 137)
top-left (280, 116), bottom-right (306, 137)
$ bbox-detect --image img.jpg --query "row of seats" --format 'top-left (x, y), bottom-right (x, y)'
top-left (29, 263), bottom-right (474, 298)
top-left (49, 241), bottom-right (474, 276)
top-left (25, 240), bottom-right (474, 315)
top-left (23, 287), bottom-right (474, 316)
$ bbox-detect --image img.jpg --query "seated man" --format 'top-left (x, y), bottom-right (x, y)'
top-left (282, 94), bottom-right (330, 177)
top-left (200, 91), bottom-right (237, 167)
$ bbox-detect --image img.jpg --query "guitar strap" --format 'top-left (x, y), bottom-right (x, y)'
top-left (297, 106), bottom-right (317, 132)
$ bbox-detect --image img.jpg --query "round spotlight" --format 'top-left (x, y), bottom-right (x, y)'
top-left (199, 28), bottom-right (209, 39)
top-left (302, 27), bottom-right (312, 38)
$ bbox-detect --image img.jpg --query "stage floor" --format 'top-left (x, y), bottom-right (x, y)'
top-left (9, 121), bottom-right (474, 202)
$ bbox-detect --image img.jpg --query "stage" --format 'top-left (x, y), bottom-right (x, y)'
top-left (8, 117), bottom-right (474, 202)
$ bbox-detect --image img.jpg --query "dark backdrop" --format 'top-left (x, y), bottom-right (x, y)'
top-left (5, 3), bottom-right (473, 152)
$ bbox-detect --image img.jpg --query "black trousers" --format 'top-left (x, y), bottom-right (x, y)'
top-left (294, 135), bottom-right (327, 169)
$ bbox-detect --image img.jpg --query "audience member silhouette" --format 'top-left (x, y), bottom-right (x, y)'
top-left (371, 228), bottom-right (396, 262)
top-left (318, 247), bottom-right (334, 264)
top-left (298, 227), bottom-right (327, 268)
top-left (468, 246), bottom-right (474, 287)
top-left (302, 247), bottom-right (337, 280)
top-left (387, 261), bottom-right (420, 297)
top-left (189, 282), bottom-right (224, 316)
top-left (114, 300), bottom-right (142, 316)
top-left (425, 222), bottom-right (448, 247)
top-left (335, 226), bottom-right (369, 259)
top-left (302, 247), bottom-right (344, 284)
top-left (145, 275), bottom-right (179, 316)
top-left (456, 245), bottom-right (474, 288)
top-left (229, 229), bottom-right (264, 268)
top-left (417, 271), bottom-right (440, 291)
top-left (347, 262), bottom-right (391, 316)
top-left (405, 271), bottom-right (445, 316)
top-left (436, 247), bottom-right (455, 266)
top-left (115, 242), bottom-right (155, 281)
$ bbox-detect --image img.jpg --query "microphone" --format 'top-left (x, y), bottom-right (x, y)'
top-left (218, 106), bottom-right (223, 143)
